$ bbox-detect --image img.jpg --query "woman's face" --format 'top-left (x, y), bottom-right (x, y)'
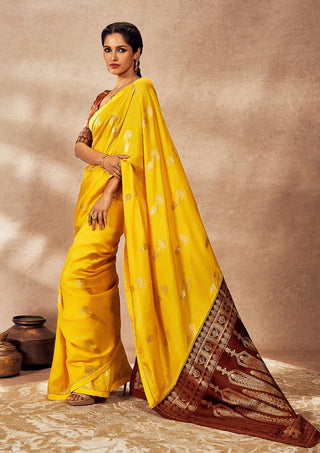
top-left (103, 33), bottom-right (139, 78)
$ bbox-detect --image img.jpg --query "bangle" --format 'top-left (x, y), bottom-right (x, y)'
top-left (98, 154), bottom-right (107, 169)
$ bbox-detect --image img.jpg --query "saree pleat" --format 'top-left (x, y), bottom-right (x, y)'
top-left (48, 182), bottom-right (132, 400)
top-left (48, 78), bottom-right (319, 447)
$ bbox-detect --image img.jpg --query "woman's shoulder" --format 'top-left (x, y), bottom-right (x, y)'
top-left (134, 77), bottom-right (157, 97)
top-left (134, 77), bottom-right (156, 93)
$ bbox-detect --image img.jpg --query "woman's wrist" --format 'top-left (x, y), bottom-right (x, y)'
top-left (98, 154), bottom-right (107, 168)
top-left (103, 177), bottom-right (121, 197)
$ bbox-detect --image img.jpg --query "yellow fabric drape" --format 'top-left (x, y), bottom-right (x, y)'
top-left (47, 167), bottom-right (131, 401)
top-left (48, 77), bottom-right (222, 405)
top-left (87, 78), bottom-right (223, 406)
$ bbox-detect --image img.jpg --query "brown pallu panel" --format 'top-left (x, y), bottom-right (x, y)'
top-left (130, 280), bottom-right (320, 448)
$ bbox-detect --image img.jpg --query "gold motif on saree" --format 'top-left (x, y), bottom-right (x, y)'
top-left (144, 105), bottom-right (153, 117)
top-left (179, 234), bottom-right (189, 245)
top-left (225, 348), bottom-right (269, 373)
top-left (84, 365), bottom-right (99, 375)
top-left (76, 278), bottom-right (87, 288)
top-left (172, 188), bottom-right (185, 210)
top-left (123, 129), bottom-right (132, 141)
top-left (88, 253), bottom-right (100, 262)
top-left (109, 114), bottom-right (119, 126)
top-left (250, 369), bottom-right (276, 385)
top-left (146, 335), bottom-right (153, 343)
top-left (136, 277), bottom-right (146, 289)
top-left (150, 194), bottom-right (164, 215)
top-left (202, 401), bottom-right (244, 418)
top-left (159, 284), bottom-right (168, 296)
top-left (168, 156), bottom-right (174, 166)
top-left (83, 340), bottom-right (100, 354)
top-left (153, 239), bottom-right (167, 259)
top-left (80, 306), bottom-right (98, 321)
top-left (209, 384), bottom-right (290, 416)
top-left (216, 366), bottom-right (283, 397)
top-left (242, 389), bottom-right (293, 412)
top-left (184, 279), bottom-right (193, 289)
top-left (234, 330), bottom-right (258, 351)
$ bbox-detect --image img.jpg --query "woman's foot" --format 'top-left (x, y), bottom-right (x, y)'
top-left (66, 393), bottom-right (95, 406)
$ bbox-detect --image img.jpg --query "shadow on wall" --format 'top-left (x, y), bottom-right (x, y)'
top-left (0, 0), bottom-right (319, 354)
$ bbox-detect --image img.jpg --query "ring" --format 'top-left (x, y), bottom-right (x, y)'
top-left (91, 213), bottom-right (97, 219)
top-left (118, 163), bottom-right (121, 167)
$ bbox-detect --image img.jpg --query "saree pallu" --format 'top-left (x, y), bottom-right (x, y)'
top-left (49, 78), bottom-right (319, 447)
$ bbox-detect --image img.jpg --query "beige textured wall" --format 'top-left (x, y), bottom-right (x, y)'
top-left (1, 1), bottom-right (319, 364)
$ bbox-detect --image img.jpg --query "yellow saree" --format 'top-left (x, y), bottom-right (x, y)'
top-left (48, 78), bottom-right (319, 447)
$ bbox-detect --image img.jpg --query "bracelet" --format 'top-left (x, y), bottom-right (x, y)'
top-left (98, 154), bottom-right (107, 169)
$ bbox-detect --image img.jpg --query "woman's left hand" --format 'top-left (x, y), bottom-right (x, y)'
top-left (89, 193), bottom-right (113, 230)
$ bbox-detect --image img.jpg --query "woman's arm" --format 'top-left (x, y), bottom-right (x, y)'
top-left (75, 142), bottom-right (129, 178)
top-left (89, 176), bottom-right (121, 230)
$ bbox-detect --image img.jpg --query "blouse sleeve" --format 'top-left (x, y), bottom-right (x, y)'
top-left (75, 91), bottom-right (109, 146)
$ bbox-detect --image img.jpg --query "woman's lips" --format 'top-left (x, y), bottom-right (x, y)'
top-left (110, 64), bottom-right (120, 68)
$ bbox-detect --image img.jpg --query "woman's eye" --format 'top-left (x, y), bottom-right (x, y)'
top-left (118, 48), bottom-right (127, 53)
top-left (104, 48), bottom-right (111, 53)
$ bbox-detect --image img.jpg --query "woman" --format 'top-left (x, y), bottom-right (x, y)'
top-left (48, 22), bottom-right (319, 448)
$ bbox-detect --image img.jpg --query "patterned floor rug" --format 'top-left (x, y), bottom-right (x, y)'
top-left (0, 359), bottom-right (319, 453)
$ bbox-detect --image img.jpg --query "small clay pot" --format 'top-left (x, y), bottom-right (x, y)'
top-left (0, 332), bottom-right (22, 377)
top-left (6, 316), bottom-right (55, 369)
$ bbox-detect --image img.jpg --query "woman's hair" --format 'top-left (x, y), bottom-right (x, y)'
top-left (101, 22), bottom-right (143, 78)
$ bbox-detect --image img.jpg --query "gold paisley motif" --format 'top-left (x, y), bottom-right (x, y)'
top-left (210, 385), bottom-right (290, 417)
top-left (242, 389), bottom-right (292, 412)
top-left (88, 253), bottom-right (100, 262)
top-left (80, 306), bottom-right (98, 321)
top-left (144, 105), bottom-right (153, 117)
top-left (179, 234), bottom-right (189, 245)
top-left (146, 335), bottom-right (153, 343)
top-left (225, 348), bottom-right (269, 373)
top-left (150, 150), bottom-right (160, 162)
top-left (109, 114), bottom-right (119, 126)
top-left (123, 129), bottom-right (132, 141)
top-left (83, 340), bottom-right (100, 354)
top-left (76, 278), bottom-right (87, 289)
top-left (136, 277), bottom-right (146, 289)
top-left (124, 193), bottom-right (132, 202)
top-left (234, 331), bottom-right (258, 351)
top-left (159, 284), bottom-right (168, 296)
top-left (216, 366), bottom-right (283, 397)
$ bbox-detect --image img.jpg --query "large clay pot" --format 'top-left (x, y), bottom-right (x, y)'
top-left (6, 316), bottom-right (55, 369)
top-left (0, 332), bottom-right (22, 377)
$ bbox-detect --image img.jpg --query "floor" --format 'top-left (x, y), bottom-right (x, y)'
top-left (0, 355), bottom-right (319, 453)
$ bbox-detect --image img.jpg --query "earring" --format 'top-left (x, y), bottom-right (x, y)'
top-left (134, 59), bottom-right (140, 73)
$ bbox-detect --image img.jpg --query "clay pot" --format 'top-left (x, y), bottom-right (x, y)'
top-left (0, 332), bottom-right (23, 377)
top-left (6, 316), bottom-right (55, 369)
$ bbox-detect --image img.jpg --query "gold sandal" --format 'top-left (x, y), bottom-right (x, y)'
top-left (66, 393), bottom-right (95, 406)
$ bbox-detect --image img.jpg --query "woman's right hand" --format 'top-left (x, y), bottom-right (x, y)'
top-left (101, 154), bottom-right (130, 178)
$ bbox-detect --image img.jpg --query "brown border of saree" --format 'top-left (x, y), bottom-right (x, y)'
top-left (130, 280), bottom-right (320, 448)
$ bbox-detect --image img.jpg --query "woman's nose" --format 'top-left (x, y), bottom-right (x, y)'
top-left (111, 51), bottom-right (118, 61)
